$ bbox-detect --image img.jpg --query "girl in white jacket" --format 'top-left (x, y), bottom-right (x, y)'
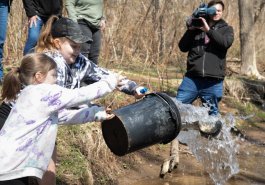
top-left (0, 53), bottom-right (121, 185)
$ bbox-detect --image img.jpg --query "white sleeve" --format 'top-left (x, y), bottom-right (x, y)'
top-left (58, 105), bottom-right (106, 125)
top-left (40, 76), bottom-right (117, 114)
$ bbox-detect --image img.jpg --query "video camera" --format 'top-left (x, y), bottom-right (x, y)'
top-left (193, 3), bottom-right (217, 18)
top-left (189, 3), bottom-right (216, 27)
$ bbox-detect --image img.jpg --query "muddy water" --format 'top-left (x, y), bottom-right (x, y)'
top-left (131, 141), bottom-right (265, 185)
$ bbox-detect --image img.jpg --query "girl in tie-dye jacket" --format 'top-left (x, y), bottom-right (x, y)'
top-left (0, 53), bottom-right (121, 184)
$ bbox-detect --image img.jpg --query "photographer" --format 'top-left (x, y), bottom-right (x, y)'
top-left (176, 0), bottom-right (234, 116)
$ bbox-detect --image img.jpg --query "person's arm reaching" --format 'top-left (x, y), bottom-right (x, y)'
top-left (58, 105), bottom-right (110, 125)
top-left (83, 58), bottom-right (148, 97)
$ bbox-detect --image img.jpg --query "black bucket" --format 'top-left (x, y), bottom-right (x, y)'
top-left (102, 92), bottom-right (181, 156)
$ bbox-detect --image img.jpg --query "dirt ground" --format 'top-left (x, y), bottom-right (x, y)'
top-left (116, 99), bottom-right (265, 185)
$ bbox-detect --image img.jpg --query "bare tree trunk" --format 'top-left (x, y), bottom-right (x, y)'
top-left (238, 0), bottom-right (264, 79)
top-left (152, 0), bottom-right (160, 64)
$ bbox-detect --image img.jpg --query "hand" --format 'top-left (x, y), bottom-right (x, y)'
top-left (102, 72), bottom-right (126, 90)
top-left (115, 71), bottom-right (127, 87)
top-left (105, 107), bottom-right (115, 120)
top-left (95, 109), bottom-right (115, 121)
top-left (198, 17), bottom-right (210, 32)
top-left (186, 16), bottom-right (201, 30)
top-left (106, 113), bottom-right (115, 120)
top-left (186, 16), bottom-right (196, 30)
top-left (134, 86), bottom-right (148, 99)
top-left (28, 15), bottom-right (39, 28)
top-left (100, 19), bottom-right (106, 30)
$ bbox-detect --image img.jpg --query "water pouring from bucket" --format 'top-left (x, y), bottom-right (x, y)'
top-left (101, 92), bottom-right (222, 156)
top-left (171, 98), bottom-right (240, 185)
top-left (101, 92), bottom-right (239, 185)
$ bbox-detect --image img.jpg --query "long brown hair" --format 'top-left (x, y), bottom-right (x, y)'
top-left (1, 53), bottom-right (57, 101)
top-left (35, 15), bottom-right (60, 53)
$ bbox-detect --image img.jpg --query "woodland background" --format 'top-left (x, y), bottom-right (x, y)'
top-left (2, 0), bottom-right (265, 184)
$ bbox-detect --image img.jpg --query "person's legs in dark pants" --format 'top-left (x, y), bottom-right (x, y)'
top-left (88, 29), bottom-right (101, 65)
top-left (78, 21), bottom-right (92, 60)
top-left (78, 20), bottom-right (101, 65)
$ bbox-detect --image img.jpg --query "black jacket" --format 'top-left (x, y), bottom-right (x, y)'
top-left (178, 19), bottom-right (234, 79)
top-left (22, 0), bottom-right (62, 18)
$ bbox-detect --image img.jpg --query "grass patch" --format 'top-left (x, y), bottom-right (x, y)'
top-left (224, 98), bottom-right (265, 127)
top-left (57, 125), bottom-right (93, 185)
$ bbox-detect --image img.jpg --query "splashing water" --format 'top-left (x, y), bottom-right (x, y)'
top-left (171, 98), bottom-right (240, 185)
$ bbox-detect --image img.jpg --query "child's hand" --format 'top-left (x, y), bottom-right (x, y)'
top-left (106, 113), bottom-right (115, 120)
top-left (114, 71), bottom-right (127, 87)
top-left (105, 107), bottom-right (115, 120)
top-left (134, 86), bottom-right (148, 99)
top-left (101, 72), bottom-right (126, 90)
top-left (95, 110), bottom-right (115, 121)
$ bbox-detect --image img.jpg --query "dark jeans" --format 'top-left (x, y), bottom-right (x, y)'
top-left (0, 177), bottom-right (37, 185)
top-left (78, 19), bottom-right (101, 65)
top-left (176, 76), bottom-right (223, 115)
